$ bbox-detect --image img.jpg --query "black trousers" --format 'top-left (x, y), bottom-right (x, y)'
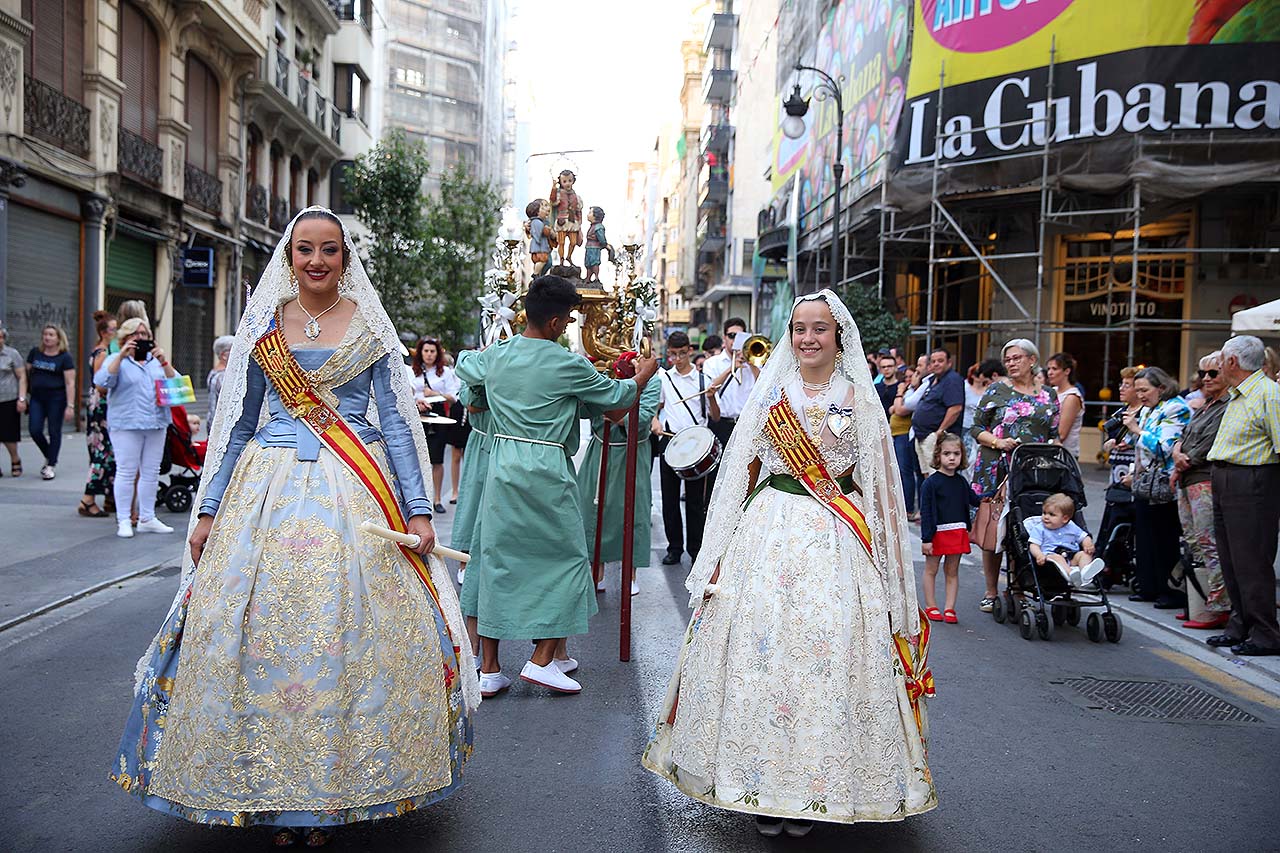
top-left (1133, 497), bottom-right (1182, 601)
top-left (659, 452), bottom-right (711, 559)
top-left (1212, 463), bottom-right (1280, 648)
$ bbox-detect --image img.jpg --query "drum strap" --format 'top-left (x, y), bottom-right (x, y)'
top-left (664, 367), bottom-right (705, 428)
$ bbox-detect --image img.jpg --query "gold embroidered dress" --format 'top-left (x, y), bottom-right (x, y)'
top-left (111, 316), bottom-right (472, 828)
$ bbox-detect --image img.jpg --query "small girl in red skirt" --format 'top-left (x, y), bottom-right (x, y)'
top-left (920, 433), bottom-right (981, 623)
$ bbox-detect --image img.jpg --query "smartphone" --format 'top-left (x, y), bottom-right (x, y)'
top-left (732, 331), bottom-right (749, 351)
top-left (133, 339), bottom-right (155, 361)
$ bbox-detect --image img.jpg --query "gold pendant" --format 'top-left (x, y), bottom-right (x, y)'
top-left (805, 404), bottom-right (826, 432)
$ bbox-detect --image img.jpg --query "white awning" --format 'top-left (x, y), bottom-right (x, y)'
top-left (1232, 298), bottom-right (1280, 334)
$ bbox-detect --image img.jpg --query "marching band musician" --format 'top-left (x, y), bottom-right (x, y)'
top-left (653, 331), bottom-right (720, 566)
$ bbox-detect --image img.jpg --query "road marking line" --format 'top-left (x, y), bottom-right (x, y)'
top-left (1150, 646), bottom-right (1280, 711)
top-left (0, 561), bottom-right (173, 633)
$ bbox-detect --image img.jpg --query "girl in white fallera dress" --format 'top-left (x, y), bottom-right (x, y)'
top-left (642, 290), bottom-right (936, 838)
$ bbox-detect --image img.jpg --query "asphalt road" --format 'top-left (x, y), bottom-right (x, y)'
top-left (3, 438), bottom-right (1279, 851)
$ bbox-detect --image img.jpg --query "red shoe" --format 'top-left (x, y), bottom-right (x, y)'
top-left (943, 609), bottom-right (958, 624)
top-left (1183, 614), bottom-right (1230, 630)
top-left (925, 607), bottom-right (943, 622)
top-left (1175, 612), bottom-right (1187, 621)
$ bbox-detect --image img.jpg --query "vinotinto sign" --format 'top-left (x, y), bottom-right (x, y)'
top-left (896, 0), bottom-right (1280, 166)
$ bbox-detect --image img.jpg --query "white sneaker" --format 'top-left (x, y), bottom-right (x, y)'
top-left (479, 671), bottom-right (511, 697)
top-left (136, 518), bottom-right (174, 534)
top-left (519, 660), bottom-right (581, 694)
top-left (116, 520), bottom-right (134, 539)
top-left (553, 657), bottom-right (579, 674)
top-left (1069, 567), bottom-right (1083, 587)
top-left (40, 464), bottom-right (55, 480)
top-left (631, 579), bottom-right (640, 596)
top-left (457, 567), bottom-right (465, 584)
top-left (1080, 557), bottom-right (1106, 585)
top-left (595, 579), bottom-right (606, 593)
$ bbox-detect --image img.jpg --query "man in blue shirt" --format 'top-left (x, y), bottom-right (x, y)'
top-left (912, 347), bottom-right (965, 480)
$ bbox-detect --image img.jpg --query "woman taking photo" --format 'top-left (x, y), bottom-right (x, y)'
top-left (411, 337), bottom-right (460, 513)
top-left (109, 208), bottom-right (477, 846)
top-left (93, 318), bottom-right (176, 538)
top-left (969, 339), bottom-right (1060, 612)
top-left (26, 324), bottom-right (76, 480)
top-left (1172, 352), bottom-right (1231, 629)
top-left (1124, 365), bottom-right (1191, 608)
top-left (1047, 352), bottom-right (1083, 459)
top-left (644, 290), bottom-right (935, 838)
top-left (79, 311), bottom-right (117, 517)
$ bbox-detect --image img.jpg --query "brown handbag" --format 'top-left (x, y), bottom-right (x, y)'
top-left (970, 478), bottom-right (1006, 551)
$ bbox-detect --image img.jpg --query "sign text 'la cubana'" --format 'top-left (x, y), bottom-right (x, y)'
top-left (895, 0), bottom-right (1280, 166)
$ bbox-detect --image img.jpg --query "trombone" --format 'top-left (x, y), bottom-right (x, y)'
top-left (735, 334), bottom-right (771, 381)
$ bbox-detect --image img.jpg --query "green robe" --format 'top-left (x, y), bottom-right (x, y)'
top-left (575, 378), bottom-right (661, 569)
top-left (455, 336), bottom-right (637, 639)
top-left (450, 384), bottom-right (490, 555)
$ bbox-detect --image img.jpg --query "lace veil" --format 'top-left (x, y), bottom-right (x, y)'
top-left (136, 206), bottom-right (480, 710)
top-left (684, 289), bottom-right (920, 638)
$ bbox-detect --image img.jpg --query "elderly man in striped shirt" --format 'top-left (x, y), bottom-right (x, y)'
top-left (1205, 335), bottom-right (1280, 656)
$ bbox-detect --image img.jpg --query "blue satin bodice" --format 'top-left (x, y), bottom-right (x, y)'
top-left (200, 348), bottom-right (431, 518)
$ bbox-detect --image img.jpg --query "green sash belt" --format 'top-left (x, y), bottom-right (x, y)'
top-left (744, 471), bottom-right (856, 509)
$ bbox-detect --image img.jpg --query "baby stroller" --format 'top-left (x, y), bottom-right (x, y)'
top-left (156, 406), bottom-right (206, 514)
top-left (1094, 481), bottom-right (1137, 591)
top-left (991, 443), bottom-right (1123, 643)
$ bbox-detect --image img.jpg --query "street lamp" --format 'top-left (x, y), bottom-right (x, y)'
top-left (781, 64), bottom-right (844, 292)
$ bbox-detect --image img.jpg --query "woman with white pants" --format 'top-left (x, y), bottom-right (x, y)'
top-left (93, 318), bottom-right (177, 538)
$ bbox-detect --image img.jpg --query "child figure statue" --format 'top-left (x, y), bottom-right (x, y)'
top-left (583, 206), bottom-right (612, 284)
top-left (549, 170), bottom-right (583, 266)
top-left (525, 198), bottom-right (552, 276)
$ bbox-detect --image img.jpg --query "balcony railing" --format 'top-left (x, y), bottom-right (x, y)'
top-left (247, 183), bottom-right (269, 224)
top-left (270, 195), bottom-right (289, 232)
top-left (696, 217), bottom-right (726, 255)
top-left (118, 128), bottom-right (163, 186)
top-left (701, 122), bottom-right (732, 156)
top-left (296, 72), bottom-right (311, 114)
top-left (330, 105), bottom-right (342, 145)
top-left (704, 11), bottom-right (737, 52)
top-left (336, 0), bottom-right (372, 32)
top-left (271, 48), bottom-right (289, 91)
top-left (257, 49), bottom-right (339, 147)
top-left (702, 68), bottom-right (735, 105)
top-left (24, 75), bottom-right (90, 159)
top-left (184, 162), bottom-right (223, 213)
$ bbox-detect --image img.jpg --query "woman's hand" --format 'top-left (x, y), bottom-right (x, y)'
top-left (996, 436), bottom-right (1019, 453)
top-left (1102, 438), bottom-right (1116, 453)
top-left (1122, 409), bottom-right (1141, 434)
top-left (407, 514), bottom-right (437, 556)
top-left (63, 404), bottom-right (74, 423)
top-left (151, 346), bottom-right (166, 363)
top-left (189, 514), bottom-right (215, 566)
top-left (416, 398), bottom-right (428, 413)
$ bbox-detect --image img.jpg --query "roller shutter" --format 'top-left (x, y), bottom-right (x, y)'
top-left (5, 203), bottom-right (81, 358)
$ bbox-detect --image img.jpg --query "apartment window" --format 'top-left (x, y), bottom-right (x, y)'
top-left (333, 64), bottom-right (366, 121)
top-left (119, 1), bottom-right (161, 141)
top-left (329, 160), bottom-right (355, 214)
top-left (21, 0), bottom-right (84, 101)
top-left (289, 156), bottom-right (303, 212)
top-left (337, 0), bottom-right (372, 31)
top-left (185, 55), bottom-right (220, 174)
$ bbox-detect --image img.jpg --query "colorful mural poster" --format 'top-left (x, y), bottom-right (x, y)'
top-left (770, 0), bottom-right (911, 229)
top-left (896, 0), bottom-right (1280, 166)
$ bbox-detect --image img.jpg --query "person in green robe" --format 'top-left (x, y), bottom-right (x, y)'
top-left (452, 382), bottom-right (490, 658)
top-left (577, 378), bottom-right (661, 594)
top-left (454, 275), bottom-right (658, 696)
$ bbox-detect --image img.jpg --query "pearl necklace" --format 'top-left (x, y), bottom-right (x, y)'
top-left (801, 374), bottom-right (834, 392)
top-left (296, 296), bottom-right (342, 341)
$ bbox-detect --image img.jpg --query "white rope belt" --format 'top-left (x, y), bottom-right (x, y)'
top-left (591, 432), bottom-right (629, 448)
top-left (493, 432), bottom-right (564, 450)
top-left (471, 427), bottom-right (488, 438)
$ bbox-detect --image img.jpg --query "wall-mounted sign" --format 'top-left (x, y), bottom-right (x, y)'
top-left (1063, 292), bottom-right (1182, 325)
top-left (181, 247), bottom-right (214, 288)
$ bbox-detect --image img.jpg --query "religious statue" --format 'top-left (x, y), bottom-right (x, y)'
top-left (549, 170), bottom-right (583, 266)
top-left (524, 198), bottom-right (552, 276)
top-left (583, 206), bottom-right (613, 284)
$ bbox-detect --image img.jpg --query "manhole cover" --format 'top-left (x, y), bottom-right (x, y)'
top-left (1063, 677), bottom-right (1261, 723)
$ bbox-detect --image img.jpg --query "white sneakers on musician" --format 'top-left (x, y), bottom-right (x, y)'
top-left (520, 660), bottom-right (581, 694)
top-left (553, 657), bottom-right (579, 674)
top-left (457, 567), bottom-right (465, 584)
top-left (479, 671), bottom-right (511, 698)
top-left (136, 518), bottom-right (174, 534)
top-left (116, 519), bottom-right (134, 539)
top-left (595, 578), bottom-right (641, 596)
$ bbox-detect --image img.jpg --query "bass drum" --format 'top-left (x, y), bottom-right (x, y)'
top-left (663, 425), bottom-right (722, 481)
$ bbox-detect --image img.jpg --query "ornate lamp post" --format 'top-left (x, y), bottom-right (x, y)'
top-left (782, 63), bottom-right (844, 292)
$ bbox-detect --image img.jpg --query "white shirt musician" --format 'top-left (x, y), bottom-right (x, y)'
top-left (653, 331), bottom-right (719, 566)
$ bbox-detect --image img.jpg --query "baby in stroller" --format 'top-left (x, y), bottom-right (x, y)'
top-left (1024, 492), bottom-right (1105, 588)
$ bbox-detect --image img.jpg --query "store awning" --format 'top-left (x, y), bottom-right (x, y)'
top-left (1231, 298), bottom-right (1280, 335)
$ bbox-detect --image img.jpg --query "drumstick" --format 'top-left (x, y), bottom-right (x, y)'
top-left (670, 386), bottom-right (720, 406)
top-left (359, 520), bottom-right (471, 563)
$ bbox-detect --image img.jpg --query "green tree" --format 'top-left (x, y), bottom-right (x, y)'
top-left (838, 282), bottom-right (910, 355)
top-left (345, 131), bottom-right (501, 344)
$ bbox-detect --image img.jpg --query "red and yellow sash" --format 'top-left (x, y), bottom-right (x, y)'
top-left (764, 391), bottom-right (933, 731)
top-left (253, 321), bottom-right (453, 652)
top-left (763, 391), bottom-right (875, 559)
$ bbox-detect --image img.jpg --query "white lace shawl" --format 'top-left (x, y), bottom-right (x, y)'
top-left (134, 206), bottom-right (480, 711)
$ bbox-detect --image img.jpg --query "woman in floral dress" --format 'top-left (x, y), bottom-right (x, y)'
top-left (643, 291), bottom-right (934, 839)
top-left (969, 338), bottom-right (1060, 612)
top-left (79, 311), bottom-right (116, 517)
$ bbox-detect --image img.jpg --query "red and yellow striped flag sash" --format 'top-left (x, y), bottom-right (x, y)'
top-left (252, 323), bottom-right (448, 628)
top-left (893, 610), bottom-right (936, 736)
top-left (763, 392), bottom-right (875, 560)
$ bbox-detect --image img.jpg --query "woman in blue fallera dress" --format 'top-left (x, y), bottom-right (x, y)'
top-left (110, 208), bottom-right (479, 847)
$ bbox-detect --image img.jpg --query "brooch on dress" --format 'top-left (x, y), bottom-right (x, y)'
top-left (825, 404), bottom-right (855, 439)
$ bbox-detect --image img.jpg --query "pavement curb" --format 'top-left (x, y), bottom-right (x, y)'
top-left (1110, 598), bottom-right (1280, 691)
top-left (0, 561), bottom-right (174, 634)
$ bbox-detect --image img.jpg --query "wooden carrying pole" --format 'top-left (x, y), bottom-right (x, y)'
top-left (619, 398), bottom-right (641, 662)
top-left (591, 421), bottom-right (612, 585)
